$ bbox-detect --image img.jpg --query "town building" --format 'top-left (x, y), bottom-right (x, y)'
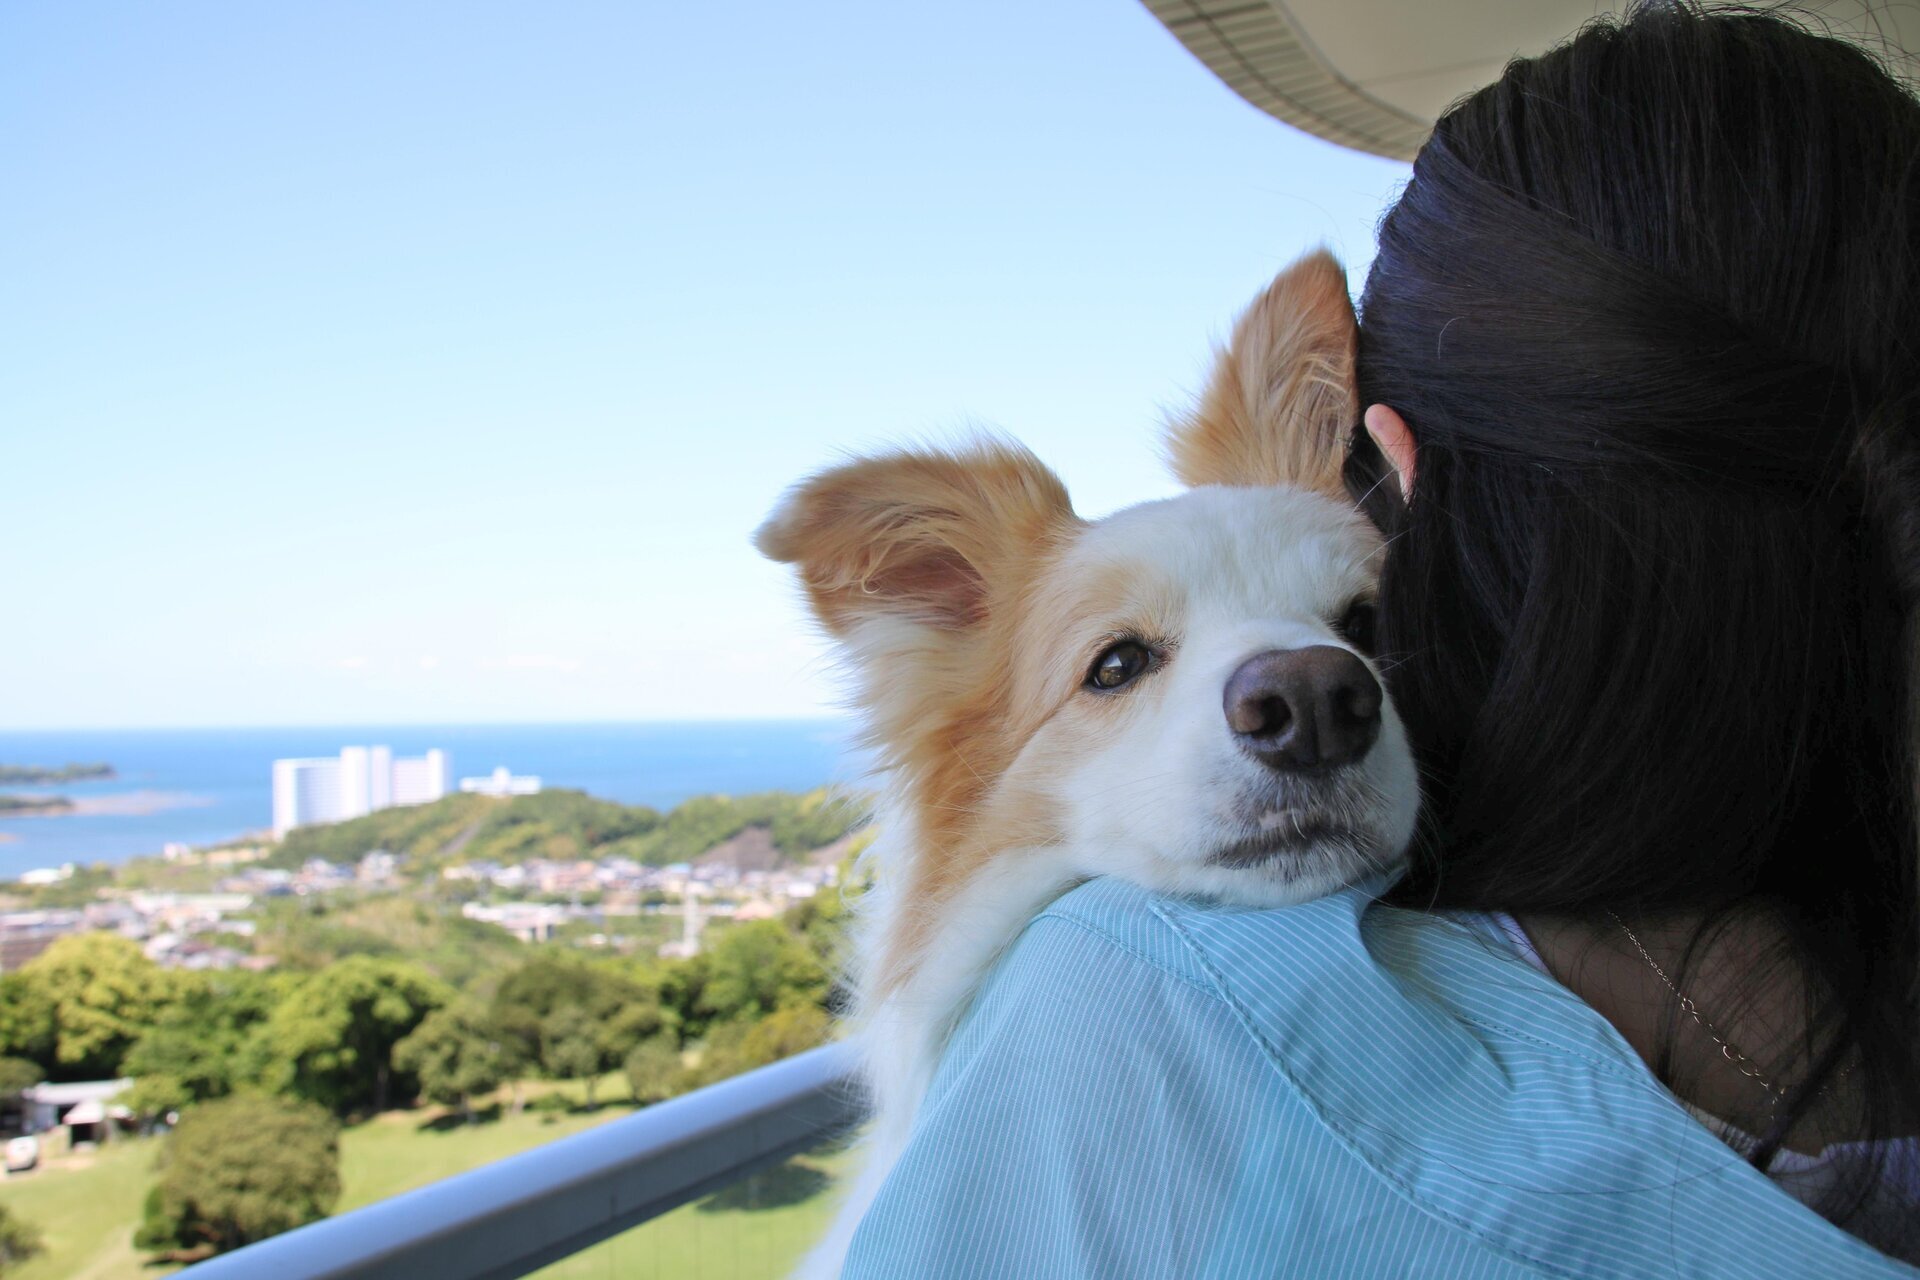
top-left (461, 901), bottom-right (567, 944)
top-left (458, 765), bottom-right (542, 798)
top-left (0, 910), bottom-right (82, 971)
top-left (271, 746), bottom-right (451, 836)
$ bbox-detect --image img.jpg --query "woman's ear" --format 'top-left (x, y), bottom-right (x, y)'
top-left (1363, 404), bottom-right (1416, 501)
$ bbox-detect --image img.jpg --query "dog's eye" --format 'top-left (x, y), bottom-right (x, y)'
top-left (1086, 641), bottom-right (1152, 691)
top-left (1337, 600), bottom-right (1378, 655)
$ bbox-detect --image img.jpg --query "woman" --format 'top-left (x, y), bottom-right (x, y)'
top-left (838, 4), bottom-right (1920, 1275)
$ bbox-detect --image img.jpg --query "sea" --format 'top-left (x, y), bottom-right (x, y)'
top-left (0, 721), bottom-right (862, 881)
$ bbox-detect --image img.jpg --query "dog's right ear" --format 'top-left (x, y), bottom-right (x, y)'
top-left (755, 443), bottom-right (1077, 636)
top-left (1166, 249), bottom-right (1359, 497)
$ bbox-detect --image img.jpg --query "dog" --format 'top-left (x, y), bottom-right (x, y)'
top-left (755, 251), bottom-right (1420, 1278)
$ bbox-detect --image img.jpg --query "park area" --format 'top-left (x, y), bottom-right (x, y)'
top-left (0, 1071), bottom-right (846, 1280)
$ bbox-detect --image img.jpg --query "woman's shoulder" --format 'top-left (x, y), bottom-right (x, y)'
top-left (1032, 872), bottom-right (1394, 976)
top-left (1028, 877), bottom-right (1599, 1061)
top-left (1035, 876), bottom-right (1638, 1061)
top-left (960, 878), bottom-right (1920, 1278)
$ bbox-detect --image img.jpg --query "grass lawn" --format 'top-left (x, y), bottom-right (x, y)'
top-left (0, 1072), bottom-right (844, 1280)
top-left (338, 1083), bottom-right (641, 1213)
top-left (0, 1137), bottom-right (167, 1280)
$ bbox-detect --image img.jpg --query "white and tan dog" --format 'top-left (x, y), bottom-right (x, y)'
top-left (756, 252), bottom-right (1420, 1278)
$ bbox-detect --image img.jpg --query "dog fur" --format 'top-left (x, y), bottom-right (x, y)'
top-left (756, 251), bottom-right (1419, 1278)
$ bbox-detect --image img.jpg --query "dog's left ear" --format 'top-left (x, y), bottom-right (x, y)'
top-left (1166, 250), bottom-right (1358, 496)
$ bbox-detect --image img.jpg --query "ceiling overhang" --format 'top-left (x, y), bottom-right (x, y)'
top-left (1141, 0), bottom-right (1920, 160)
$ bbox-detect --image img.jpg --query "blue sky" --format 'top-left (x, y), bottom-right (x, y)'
top-left (2, 1), bottom-right (1407, 728)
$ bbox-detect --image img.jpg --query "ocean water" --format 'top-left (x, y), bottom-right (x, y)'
top-left (0, 721), bottom-right (861, 879)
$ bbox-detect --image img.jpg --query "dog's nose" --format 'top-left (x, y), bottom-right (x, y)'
top-left (1223, 646), bottom-right (1382, 771)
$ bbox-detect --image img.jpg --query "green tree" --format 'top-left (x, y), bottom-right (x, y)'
top-left (22, 932), bottom-right (171, 1078)
top-left (538, 1005), bottom-right (608, 1108)
top-left (136, 1094), bottom-right (339, 1260)
top-left (622, 1034), bottom-right (684, 1105)
top-left (784, 865), bottom-right (866, 970)
top-left (697, 920), bottom-right (829, 1024)
top-left (0, 1203), bottom-right (44, 1272)
top-left (695, 1002), bottom-right (831, 1088)
top-left (492, 953), bottom-right (668, 1071)
top-left (491, 954), bottom-right (588, 1067)
top-left (0, 1056), bottom-right (40, 1100)
top-left (0, 975), bottom-right (54, 1070)
top-left (122, 973), bottom-right (276, 1117)
top-left (125, 1072), bottom-right (193, 1122)
top-left (597, 993), bottom-right (671, 1066)
top-left (263, 958), bottom-right (449, 1113)
top-left (392, 1003), bottom-right (513, 1123)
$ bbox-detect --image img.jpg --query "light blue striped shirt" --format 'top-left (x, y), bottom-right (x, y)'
top-left (842, 879), bottom-right (1918, 1277)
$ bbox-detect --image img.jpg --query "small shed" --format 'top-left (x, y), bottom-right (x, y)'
top-left (19, 1079), bottom-right (132, 1144)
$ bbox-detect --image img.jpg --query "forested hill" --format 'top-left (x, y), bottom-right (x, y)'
top-left (269, 788), bottom-right (866, 870)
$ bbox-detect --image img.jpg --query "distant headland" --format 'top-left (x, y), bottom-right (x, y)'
top-left (0, 762), bottom-right (116, 785)
top-left (0, 763), bottom-right (116, 817)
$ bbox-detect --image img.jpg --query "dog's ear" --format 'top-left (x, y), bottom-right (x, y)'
top-left (1166, 249), bottom-right (1358, 496)
top-left (755, 442), bottom-right (1076, 635)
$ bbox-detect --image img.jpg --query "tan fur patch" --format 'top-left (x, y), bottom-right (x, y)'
top-left (754, 443), bottom-right (1078, 633)
top-left (867, 547), bottom-right (1188, 995)
top-left (1166, 249), bottom-right (1359, 496)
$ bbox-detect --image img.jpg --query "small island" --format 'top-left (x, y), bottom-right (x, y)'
top-left (0, 794), bottom-right (74, 815)
top-left (0, 762), bottom-right (115, 785)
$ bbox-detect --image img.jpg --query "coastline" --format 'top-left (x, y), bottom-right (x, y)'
top-left (0, 790), bottom-right (212, 820)
top-left (0, 720), bottom-right (858, 877)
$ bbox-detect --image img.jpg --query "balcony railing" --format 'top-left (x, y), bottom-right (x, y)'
top-left (179, 1042), bottom-right (864, 1280)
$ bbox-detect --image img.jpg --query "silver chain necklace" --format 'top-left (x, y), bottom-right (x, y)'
top-left (1606, 910), bottom-right (1787, 1110)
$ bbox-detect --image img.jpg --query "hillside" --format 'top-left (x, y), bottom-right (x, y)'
top-left (247, 894), bottom-right (530, 987)
top-left (270, 787), bottom-right (866, 871)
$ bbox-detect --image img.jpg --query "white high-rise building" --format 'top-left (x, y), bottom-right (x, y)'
top-left (391, 748), bottom-right (450, 807)
top-left (271, 746), bottom-right (452, 837)
top-left (368, 745), bottom-right (392, 811)
top-left (338, 747), bottom-right (372, 821)
top-left (272, 758), bottom-right (343, 839)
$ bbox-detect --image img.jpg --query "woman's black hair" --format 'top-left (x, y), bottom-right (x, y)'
top-left (1350, 0), bottom-right (1920, 1236)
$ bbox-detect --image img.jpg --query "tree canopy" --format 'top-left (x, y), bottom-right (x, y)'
top-left (392, 1001), bottom-right (514, 1120)
top-left (136, 1094), bottom-right (339, 1259)
top-left (490, 952), bottom-right (668, 1068)
top-left (0, 978), bottom-right (54, 1074)
top-left (262, 957), bottom-right (449, 1112)
top-left (123, 972), bottom-right (279, 1116)
top-left (0, 1057), bottom-right (39, 1099)
top-left (623, 1034), bottom-right (683, 1105)
top-left (21, 932), bottom-right (172, 1079)
top-left (694, 1003), bottom-right (832, 1088)
top-left (696, 920), bottom-right (830, 1025)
